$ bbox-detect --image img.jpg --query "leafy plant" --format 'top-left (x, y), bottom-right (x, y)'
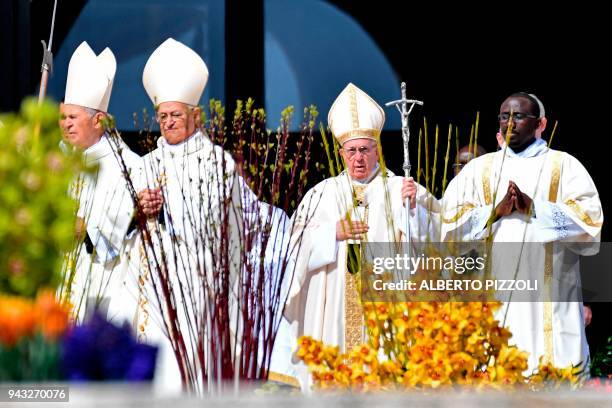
top-left (591, 336), bottom-right (612, 378)
top-left (0, 98), bottom-right (81, 297)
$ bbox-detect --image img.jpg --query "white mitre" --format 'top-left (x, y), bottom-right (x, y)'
top-left (64, 41), bottom-right (116, 113)
top-left (328, 83), bottom-right (385, 146)
top-left (142, 38), bottom-right (209, 107)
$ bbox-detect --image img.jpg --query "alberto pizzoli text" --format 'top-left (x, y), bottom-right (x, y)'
top-left (371, 279), bottom-right (538, 292)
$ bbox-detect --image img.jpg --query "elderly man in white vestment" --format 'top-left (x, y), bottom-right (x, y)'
top-left (134, 38), bottom-right (243, 393)
top-left (441, 92), bottom-right (603, 373)
top-left (59, 42), bottom-right (141, 322)
top-left (284, 83), bottom-right (439, 390)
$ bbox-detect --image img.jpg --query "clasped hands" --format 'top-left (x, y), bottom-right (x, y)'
top-left (494, 180), bottom-right (533, 220)
top-left (137, 187), bottom-right (164, 218)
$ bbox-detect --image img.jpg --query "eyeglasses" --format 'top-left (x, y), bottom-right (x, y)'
top-left (343, 145), bottom-right (377, 158)
top-left (156, 111), bottom-right (188, 124)
top-left (498, 112), bottom-right (538, 122)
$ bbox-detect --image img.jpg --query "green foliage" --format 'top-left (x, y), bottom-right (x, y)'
top-left (591, 336), bottom-right (612, 378)
top-left (0, 98), bottom-right (81, 297)
top-left (0, 333), bottom-right (61, 381)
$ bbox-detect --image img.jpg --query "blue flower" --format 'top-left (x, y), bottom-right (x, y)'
top-left (61, 313), bottom-right (158, 381)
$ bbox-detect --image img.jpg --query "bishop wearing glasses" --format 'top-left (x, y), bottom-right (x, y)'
top-left (133, 38), bottom-right (243, 393)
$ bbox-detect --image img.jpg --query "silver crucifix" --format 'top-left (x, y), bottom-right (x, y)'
top-left (386, 82), bottom-right (423, 256)
top-left (385, 82), bottom-right (423, 177)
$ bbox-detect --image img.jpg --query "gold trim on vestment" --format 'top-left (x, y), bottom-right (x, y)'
top-left (344, 184), bottom-right (366, 352)
top-left (344, 268), bottom-right (363, 352)
top-left (137, 240), bottom-right (151, 341)
top-left (482, 154), bottom-right (494, 205)
top-left (336, 129), bottom-right (381, 146)
top-left (564, 199), bottom-right (603, 228)
top-left (548, 152), bottom-right (562, 205)
top-left (442, 203), bottom-right (476, 224)
top-left (349, 85), bottom-right (360, 129)
top-left (543, 243), bottom-right (554, 365)
top-left (543, 151), bottom-right (562, 365)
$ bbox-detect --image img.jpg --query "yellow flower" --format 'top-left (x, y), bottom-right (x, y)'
top-left (374, 303), bottom-right (390, 321)
top-left (298, 300), bottom-right (578, 391)
top-left (449, 352), bottom-right (476, 375)
top-left (350, 344), bottom-right (377, 366)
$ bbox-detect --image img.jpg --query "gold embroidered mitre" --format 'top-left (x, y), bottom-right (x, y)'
top-left (328, 83), bottom-right (385, 146)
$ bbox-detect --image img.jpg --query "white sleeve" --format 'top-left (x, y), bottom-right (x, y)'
top-left (529, 199), bottom-right (589, 243)
top-left (306, 222), bottom-right (339, 270)
top-left (441, 161), bottom-right (493, 242)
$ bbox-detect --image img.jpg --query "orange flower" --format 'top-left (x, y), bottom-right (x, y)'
top-left (35, 290), bottom-right (70, 340)
top-left (350, 344), bottom-right (377, 365)
top-left (0, 295), bottom-right (37, 346)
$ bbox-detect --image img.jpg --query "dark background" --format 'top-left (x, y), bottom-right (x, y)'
top-left (1, 0), bottom-right (609, 369)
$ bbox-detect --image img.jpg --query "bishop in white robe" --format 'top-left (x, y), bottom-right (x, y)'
top-left (67, 133), bottom-right (141, 319)
top-left (132, 38), bottom-right (243, 394)
top-left (58, 42), bottom-right (141, 324)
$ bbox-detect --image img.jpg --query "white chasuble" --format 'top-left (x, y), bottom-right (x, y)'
top-left (285, 167), bottom-right (438, 390)
top-left (66, 134), bottom-right (141, 324)
top-left (131, 130), bottom-right (243, 394)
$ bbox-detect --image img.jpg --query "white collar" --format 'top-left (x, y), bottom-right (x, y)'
top-left (502, 137), bottom-right (548, 159)
top-left (157, 129), bottom-right (208, 156)
top-left (82, 133), bottom-right (113, 164)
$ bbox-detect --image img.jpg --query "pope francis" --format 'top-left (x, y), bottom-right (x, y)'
top-left (284, 83), bottom-right (439, 390)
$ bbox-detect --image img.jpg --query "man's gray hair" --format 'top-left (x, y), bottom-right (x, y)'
top-left (83, 106), bottom-right (102, 118)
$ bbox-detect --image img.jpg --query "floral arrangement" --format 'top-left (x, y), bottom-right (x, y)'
top-left (297, 301), bottom-right (582, 391)
top-left (0, 291), bottom-right (157, 381)
top-left (0, 290), bottom-right (70, 380)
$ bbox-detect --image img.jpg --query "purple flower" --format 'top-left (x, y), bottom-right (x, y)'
top-left (126, 344), bottom-right (159, 381)
top-left (61, 313), bottom-right (158, 381)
